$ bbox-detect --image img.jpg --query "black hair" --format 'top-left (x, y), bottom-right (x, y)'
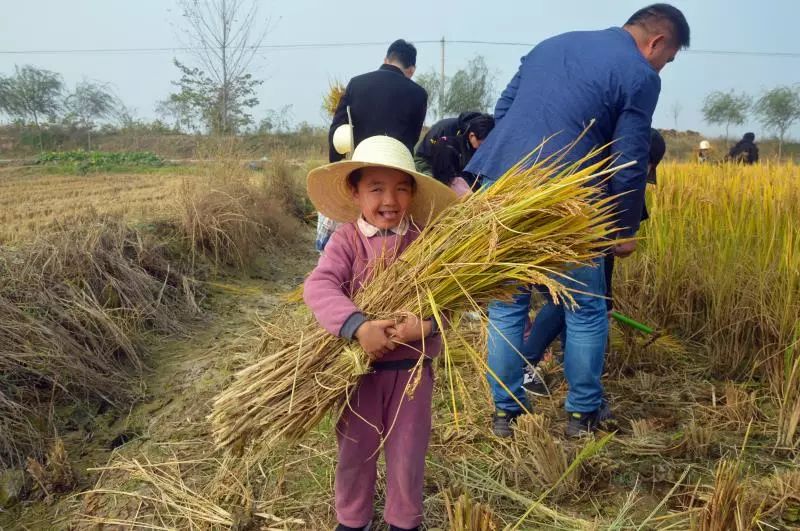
top-left (430, 143), bottom-right (461, 187)
top-left (464, 113), bottom-right (496, 141)
top-left (743, 132), bottom-right (755, 142)
top-left (386, 39), bottom-right (417, 68)
top-left (347, 169), bottom-right (364, 190)
top-left (346, 167), bottom-right (417, 191)
top-left (625, 3), bottom-right (691, 49)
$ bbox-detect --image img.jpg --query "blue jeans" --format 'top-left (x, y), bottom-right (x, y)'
top-left (523, 287), bottom-right (566, 365)
top-left (486, 258), bottom-right (608, 414)
top-left (521, 252), bottom-right (615, 365)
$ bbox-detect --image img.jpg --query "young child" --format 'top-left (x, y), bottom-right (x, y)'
top-left (304, 135), bottom-right (457, 531)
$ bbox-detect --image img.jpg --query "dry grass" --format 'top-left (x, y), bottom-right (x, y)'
top-left (26, 438), bottom-right (76, 503)
top-left (178, 141), bottom-right (306, 271)
top-left (510, 414), bottom-right (578, 497)
top-left (762, 468), bottom-right (800, 520)
top-left (692, 459), bottom-right (760, 531)
top-left (717, 382), bottom-right (760, 427)
top-left (0, 167), bottom-right (186, 243)
top-left (0, 218), bottom-right (198, 467)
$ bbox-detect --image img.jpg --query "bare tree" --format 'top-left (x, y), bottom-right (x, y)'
top-left (670, 101), bottom-right (682, 130)
top-left (176, 0), bottom-right (269, 134)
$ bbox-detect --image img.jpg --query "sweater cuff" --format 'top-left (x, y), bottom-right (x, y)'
top-left (340, 312), bottom-right (367, 340)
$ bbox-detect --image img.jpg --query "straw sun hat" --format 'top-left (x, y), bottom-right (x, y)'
top-left (307, 135), bottom-right (457, 224)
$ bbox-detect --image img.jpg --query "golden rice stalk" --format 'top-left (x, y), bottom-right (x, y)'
top-left (78, 455), bottom-right (305, 529)
top-left (777, 334), bottom-right (800, 449)
top-left (443, 487), bottom-right (499, 531)
top-left (693, 459), bottom-right (758, 531)
top-left (210, 149), bottom-right (620, 452)
top-left (511, 414), bottom-right (576, 496)
top-left (761, 468), bottom-right (800, 520)
top-left (676, 418), bottom-right (715, 459)
top-left (322, 80), bottom-right (346, 118)
top-left (718, 382), bottom-right (759, 427)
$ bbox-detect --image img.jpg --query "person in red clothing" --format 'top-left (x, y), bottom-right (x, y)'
top-left (304, 135), bottom-right (457, 531)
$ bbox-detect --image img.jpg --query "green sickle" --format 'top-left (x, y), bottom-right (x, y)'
top-left (610, 311), bottom-right (660, 345)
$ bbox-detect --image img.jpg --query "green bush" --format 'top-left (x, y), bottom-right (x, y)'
top-left (35, 150), bottom-right (164, 173)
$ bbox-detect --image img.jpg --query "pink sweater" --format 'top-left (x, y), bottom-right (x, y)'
top-left (304, 222), bottom-right (442, 363)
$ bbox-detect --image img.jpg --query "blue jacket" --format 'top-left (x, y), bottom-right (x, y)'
top-left (465, 27), bottom-right (660, 237)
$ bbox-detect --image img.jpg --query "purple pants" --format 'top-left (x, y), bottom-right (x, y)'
top-left (335, 364), bottom-right (434, 529)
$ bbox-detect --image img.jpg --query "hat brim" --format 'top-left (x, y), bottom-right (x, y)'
top-left (307, 161), bottom-right (457, 224)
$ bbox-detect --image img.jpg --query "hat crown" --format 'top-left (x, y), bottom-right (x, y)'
top-left (351, 136), bottom-right (416, 173)
top-left (699, 140), bottom-right (711, 149)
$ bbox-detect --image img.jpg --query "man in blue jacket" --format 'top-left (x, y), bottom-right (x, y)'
top-left (465, 4), bottom-right (690, 437)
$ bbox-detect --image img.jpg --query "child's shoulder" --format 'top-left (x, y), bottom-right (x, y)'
top-left (330, 222), bottom-right (359, 243)
top-left (325, 222), bottom-right (360, 251)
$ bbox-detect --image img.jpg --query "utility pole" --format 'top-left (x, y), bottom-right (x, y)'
top-left (440, 36), bottom-right (445, 120)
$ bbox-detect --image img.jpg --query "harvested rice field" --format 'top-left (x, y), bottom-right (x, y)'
top-left (1, 161), bottom-right (798, 530)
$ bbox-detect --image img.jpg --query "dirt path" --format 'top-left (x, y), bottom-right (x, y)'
top-left (3, 244), bottom-right (317, 530)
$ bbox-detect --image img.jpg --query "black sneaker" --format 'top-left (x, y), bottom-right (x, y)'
top-left (492, 409), bottom-right (523, 438)
top-left (565, 403), bottom-right (613, 438)
top-left (523, 366), bottom-right (550, 397)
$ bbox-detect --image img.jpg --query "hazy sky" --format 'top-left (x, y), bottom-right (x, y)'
top-left (1, 0), bottom-right (799, 139)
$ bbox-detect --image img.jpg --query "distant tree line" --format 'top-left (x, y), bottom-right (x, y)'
top-left (0, 0), bottom-right (305, 151)
top-left (702, 86), bottom-right (800, 158)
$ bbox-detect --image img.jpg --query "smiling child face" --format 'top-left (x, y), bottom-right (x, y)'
top-left (351, 167), bottom-right (415, 230)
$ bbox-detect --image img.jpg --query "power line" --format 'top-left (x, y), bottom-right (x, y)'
top-left (0, 40), bottom-right (799, 58)
top-left (446, 40), bottom-right (800, 58)
top-left (0, 41), bottom-right (436, 55)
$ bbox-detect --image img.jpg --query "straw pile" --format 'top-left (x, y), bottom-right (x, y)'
top-left (210, 149), bottom-right (622, 452)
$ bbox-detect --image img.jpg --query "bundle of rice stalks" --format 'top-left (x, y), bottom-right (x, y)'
top-left (434, 432), bottom-right (613, 529)
top-left (510, 414), bottom-right (577, 496)
top-left (718, 382), bottom-right (759, 427)
top-left (776, 334), bottom-right (800, 449)
top-left (677, 419), bottom-right (715, 459)
top-left (322, 80), bottom-right (346, 118)
top-left (443, 488), bottom-right (499, 531)
top-left (211, 150), bottom-right (621, 452)
top-left (692, 459), bottom-right (759, 531)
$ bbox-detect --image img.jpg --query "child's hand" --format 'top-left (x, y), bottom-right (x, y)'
top-left (387, 313), bottom-right (433, 344)
top-left (355, 319), bottom-right (396, 361)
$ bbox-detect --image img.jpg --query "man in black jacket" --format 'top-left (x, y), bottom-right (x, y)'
top-left (727, 132), bottom-right (759, 164)
top-left (327, 39), bottom-right (428, 163)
